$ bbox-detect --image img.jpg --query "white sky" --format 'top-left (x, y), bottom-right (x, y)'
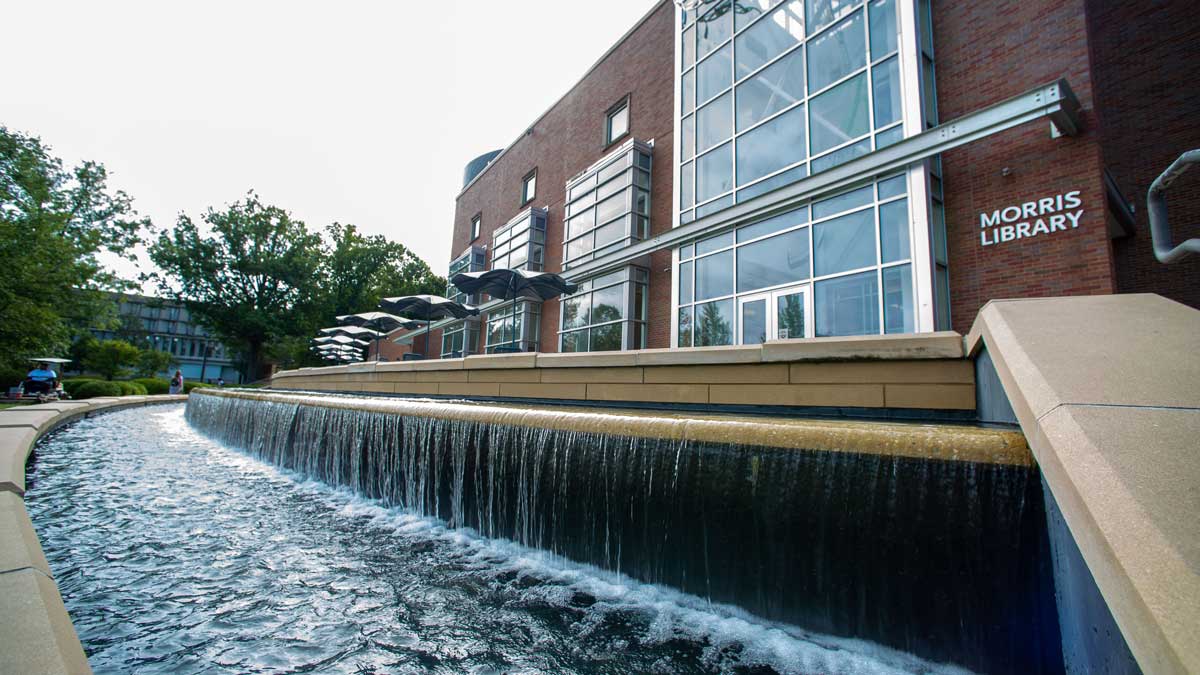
top-left (2, 0), bottom-right (660, 283)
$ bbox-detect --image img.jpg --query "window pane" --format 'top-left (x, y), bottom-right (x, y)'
top-left (813, 208), bottom-right (876, 276)
top-left (597, 170), bottom-right (631, 201)
top-left (736, 104), bottom-right (806, 184)
top-left (813, 184), bottom-right (872, 220)
top-left (566, 235), bottom-right (592, 263)
top-left (735, 0), bottom-right (804, 78)
top-left (872, 56), bottom-right (901, 127)
top-left (815, 270), bottom-right (879, 336)
top-left (697, 194), bottom-right (733, 217)
top-left (696, 231), bottom-right (734, 255)
top-left (737, 163), bottom-right (808, 201)
top-left (697, 42), bottom-right (732, 103)
top-left (809, 73), bottom-right (869, 154)
top-left (877, 174), bottom-right (905, 199)
top-left (677, 306), bottom-right (693, 347)
top-left (562, 295), bottom-right (589, 330)
top-left (736, 47), bottom-right (805, 130)
top-left (561, 330), bottom-right (587, 353)
top-left (738, 206), bottom-right (808, 242)
top-left (682, 114), bottom-right (695, 160)
top-left (869, 0), bottom-right (897, 58)
top-left (567, 209), bottom-right (595, 240)
top-left (682, 69), bottom-right (695, 115)
top-left (695, 299), bottom-right (735, 346)
top-left (591, 284), bottom-right (625, 324)
top-left (681, 161), bottom-right (695, 209)
top-left (935, 264), bottom-right (950, 330)
top-left (696, 142), bottom-right (733, 202)
top-left (776, 291), bottom-right (807, 339)
top-left (879, 198), bottom-right (909, 263)
top-left (811, 136), bottom-right (870, 172)
top-left (882, 264), bottom-right (913, 333)
top-left (741, 298), bottom-right (768, 345)
top-left (697, 91), bottom-right (732, 154)
top-left (595, 219), bottom-right (625, 250)
top-left (696, 249), bottom-right (734, 300)
top-left (806, 0), bottom-right (858, 34)
top-left (807, 10), bottom-right (865, 93)
top-left (697, 0), bottom-right (733, 59)
top-left (595, 191), bottom-right (628, 224)
top-left (682, 25), bottom-right (696, 71)
top-left (608, 104), bottom-right (629, 142)
top-left (735, 0), bottom-right (781, 31)
top-left (737, 227), bottom-right (811, 292)
top-left (590, 323), bottom-right (622, 351)
top-left (679, 260), bottom-right (694, 304)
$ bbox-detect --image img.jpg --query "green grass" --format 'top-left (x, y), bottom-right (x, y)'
top-left (0, 402), bottom-right (19, 410)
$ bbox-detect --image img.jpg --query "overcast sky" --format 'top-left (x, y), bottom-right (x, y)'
top-left (2, 0), bottom-right (660, 283)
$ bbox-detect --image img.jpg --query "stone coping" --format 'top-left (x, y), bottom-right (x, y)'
top-left (276, 331), bottom-right (966, 378)
top-left (969, 294), bottom-right (1200, 674)
top-left (0, 395), bottom-right (187, 675)
top-left (195, 388), bottom-right (1029, 466)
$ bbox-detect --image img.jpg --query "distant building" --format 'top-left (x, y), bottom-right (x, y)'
top-left (90, 293), bottom-right (241, 383)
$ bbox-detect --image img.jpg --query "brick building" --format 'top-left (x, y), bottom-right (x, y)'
top-left (409, 0), bottom-right (1198, 356)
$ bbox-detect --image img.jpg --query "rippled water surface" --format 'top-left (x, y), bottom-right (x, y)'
top-left (25, 405), bottom-right (969, 675)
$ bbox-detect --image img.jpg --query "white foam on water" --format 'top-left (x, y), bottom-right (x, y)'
top-left (161, 405), bottom-right (976, 675)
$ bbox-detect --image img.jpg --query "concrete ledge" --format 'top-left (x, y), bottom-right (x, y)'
top-left (196, 388), bottom-right (1028, 465)
top-left (971, 294), bottom-right (1200, 674)
top-left (763, 331), bottom-right (965, 362)
top-left (0, 394), bottom-right (187, 675)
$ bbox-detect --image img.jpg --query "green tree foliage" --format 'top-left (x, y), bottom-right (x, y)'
top-left (135, 348), bottom-right (175, 377)
top-left (0, 126), bottom-right (147, 369)
top-left (696, 302), bottom-right (732, 346)
top-left (147, 192), bottom-right (323, 380)
top-left (320, 223), bottom-right (445, 318)
top-left (83, 339), bottom-right (142, 380)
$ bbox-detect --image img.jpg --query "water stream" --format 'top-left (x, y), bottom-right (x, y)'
top-left (26, 405), bottom-right (980, 675)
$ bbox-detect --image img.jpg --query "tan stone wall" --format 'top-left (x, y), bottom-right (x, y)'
top-left (273, 332), bottom-right (975, 411)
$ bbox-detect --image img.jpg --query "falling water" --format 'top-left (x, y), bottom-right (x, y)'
top-left (186, 392), bottom-right (1063, 674)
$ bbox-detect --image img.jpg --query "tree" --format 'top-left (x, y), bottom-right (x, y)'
top-left (147, 192), bottom-right (323, 381)
top-left (0, 126), bottom-right (147, 370)
top-left (83, 339), bottom-right (142, 380)
top-left (318, 223), bottom-right (445, 318)
top-left (135, 348), bottom-right (175, 378)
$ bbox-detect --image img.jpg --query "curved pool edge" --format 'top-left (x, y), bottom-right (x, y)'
top-left (0, 394), bottom-right (187, 675)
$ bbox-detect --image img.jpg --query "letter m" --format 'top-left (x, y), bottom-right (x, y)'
top-left (980, 210), bottom-right (1002, 228)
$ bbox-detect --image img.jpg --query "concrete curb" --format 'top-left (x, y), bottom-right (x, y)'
top-left (0, 395), bottom-right (188, 675)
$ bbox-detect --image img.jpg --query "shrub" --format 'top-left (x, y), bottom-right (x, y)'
top-left (0, 367), bottom-right (28, 390)
top-left (62, 378), bottom-right (101, 397)
top-left (116, 381), bottom-right (147, 396)
top-left (132, 378), bottom-right (170, 395)
top-left (73, 381), bottom-right (123, 399)
top-left (183, 381), bottom-right (214, 393)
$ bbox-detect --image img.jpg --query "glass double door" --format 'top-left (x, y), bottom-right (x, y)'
top-left (738, 285), bottom-right (811, 344)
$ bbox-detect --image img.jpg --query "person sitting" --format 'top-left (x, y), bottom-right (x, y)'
top-left (23, 362), bottom-right (58, 395)
top-left (168, 370), bottom-right (184, 395)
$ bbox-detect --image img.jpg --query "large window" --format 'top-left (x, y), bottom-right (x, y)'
top-left (606, 98), bottom-right (629, 145)
top-left (676, 173), bottom-right (913, 345)
top-left (485, 301), bottom-right (541, 353)
top-left (491, 208), bottom-right (547, 272)
top-left (441, 321), bottom-right (480, 359)
top-left (447, 246), bottom-right (487, 305)
top-left (559, 266), bottom-right (649, 352)
top-left (678, 0), bottom-right (903, 224)
top-left (470, 213), bottom-right (481, 241)
top-left (562, 140), bottom-right (652, 269)
top-left (521, 170), bottom-right (537, 206)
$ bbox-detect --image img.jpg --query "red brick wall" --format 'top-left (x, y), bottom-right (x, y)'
top-left (934, 0), bottom-right (1116, 334)
top-left (1087, 0), bottom-right (1200, 309)
top-left (365, 331), bottom-right (416, 362)
top-left (450, 0), bottom-right (675, 354)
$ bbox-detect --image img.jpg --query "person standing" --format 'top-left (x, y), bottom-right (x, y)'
top-left (169, 370), bottom-right (184, 395)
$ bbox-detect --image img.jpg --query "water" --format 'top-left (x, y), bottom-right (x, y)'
top-left (26, 405), bottom-right (974, 675)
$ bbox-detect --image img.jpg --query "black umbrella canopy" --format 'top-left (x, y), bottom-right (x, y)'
top-left (335, 312), bottom-right (420, 333)
top-left (450, 269), bottom-right (578, 302)
top-left (313, 335), bottom-right (370, 348)
top-left (378, 294), bottom-right (480, 321)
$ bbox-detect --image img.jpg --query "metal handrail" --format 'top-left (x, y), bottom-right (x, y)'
top-left (1146, 149), bottom-right (1200, 264)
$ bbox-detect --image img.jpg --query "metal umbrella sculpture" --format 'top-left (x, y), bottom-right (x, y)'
top-left (450, 269), bottom-right (578, 302)
top-left (318, 325), bottom-right (383, 340)
top-left (335, 312), bottom-right (421, 361)
top-left (313, 335), bottom-right (370, 348)
top-left (377, 294), bottom-right (480, 358)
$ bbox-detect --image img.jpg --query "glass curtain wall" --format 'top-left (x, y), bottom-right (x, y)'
top-left (563, 141), bottom-right (653, 270)
top-left (677, 172), bottom-right (914, 346)
top-left (559, 266), bottom-right (649, 352)
top-left (483, 208), bottom-right (547, 353)
top-left (678, 0), bottom-right (904, 224)
top-left (441, 246), bottom-right (486, 358)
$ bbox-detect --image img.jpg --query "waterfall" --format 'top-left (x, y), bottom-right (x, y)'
top-left (186, 391), bottom-right (1063, 674)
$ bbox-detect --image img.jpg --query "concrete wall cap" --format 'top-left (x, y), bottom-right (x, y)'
top-left (536, 351), bottom-right (640, 368)
top-left (635, 344), bottom-right (763, 366)
top-left (463, 353), bottom-right (538, 369)
top-left (762, 332), bottom-right (964, 362)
